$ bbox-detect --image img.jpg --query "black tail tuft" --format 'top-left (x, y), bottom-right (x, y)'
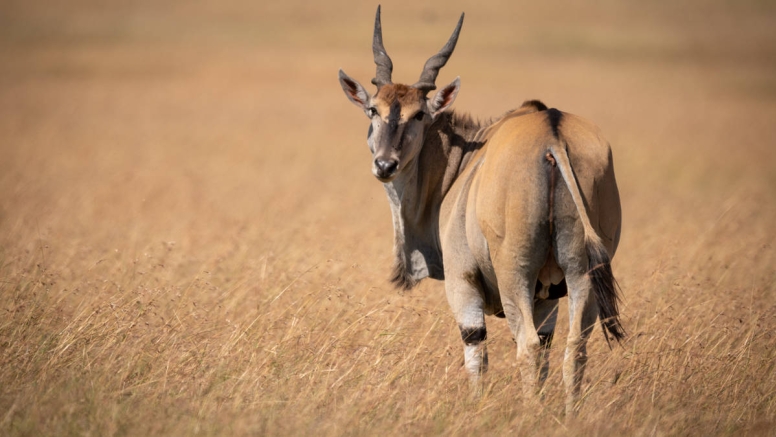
top-left (587, 240), bottom-right (625, 346)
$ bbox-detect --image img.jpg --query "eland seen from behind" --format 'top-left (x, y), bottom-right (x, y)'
top-left (338, 6), bottom-right (625, 415)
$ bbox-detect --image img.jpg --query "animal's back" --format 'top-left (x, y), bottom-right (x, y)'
top-left (473, 109), bottom-right (621, 264)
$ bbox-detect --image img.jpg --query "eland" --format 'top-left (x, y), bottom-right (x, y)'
top-left (338, 6), bottom-right (624, 414)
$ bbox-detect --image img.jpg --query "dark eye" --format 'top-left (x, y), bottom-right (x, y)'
top-left (413, 111), bottom-right (425, 121)
top-left (367, 107), bottom-right (378, 118)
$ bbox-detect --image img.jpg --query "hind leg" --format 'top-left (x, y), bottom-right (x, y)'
top-left (492, 235), bottom-right (549, 397)
top-left (562, 272), bottom-right (598, 416)
top-left (497, 271), bottom-right (542, 397)
top-left (534, 298), bottom-right (559, 389)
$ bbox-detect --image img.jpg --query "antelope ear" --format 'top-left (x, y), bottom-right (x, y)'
top-left (339, 70), bottom-right (370, 110)
top-left (428, 77), bottom-right (460, 117)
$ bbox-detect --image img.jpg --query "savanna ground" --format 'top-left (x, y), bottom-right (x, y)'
top-left (1, 0), bottom-right (776, 435)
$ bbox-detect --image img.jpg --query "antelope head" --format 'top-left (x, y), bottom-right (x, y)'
top-left (339, 6), bottom-right (464, 182)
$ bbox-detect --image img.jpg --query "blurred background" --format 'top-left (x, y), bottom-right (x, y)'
top-left (1, 0), bottom-right (775, 435)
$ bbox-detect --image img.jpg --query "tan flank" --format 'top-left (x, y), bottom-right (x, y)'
top-left (340, 6), bottom-right (624, 415)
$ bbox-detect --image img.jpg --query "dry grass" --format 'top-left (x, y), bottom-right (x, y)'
top-left (2, 0), bottom-right (776, 435)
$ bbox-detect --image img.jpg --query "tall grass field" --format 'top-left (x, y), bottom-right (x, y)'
top-left (1, 1), bottom-right (775, 435)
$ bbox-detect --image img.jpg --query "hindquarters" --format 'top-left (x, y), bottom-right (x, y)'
top-left (473, 115), bottom-right (560, 396)
top-left (545, 111), bottom-right (623, 414)
top-left (549, 154), bottom-right (620, 414)
top-left (548, 111), bottom-right (623, 343)
top-left (474, 109), bottom-right (624, 410)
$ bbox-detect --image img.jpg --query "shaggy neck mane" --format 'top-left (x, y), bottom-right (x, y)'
top-left (385, 100), bottom-right (548, 290)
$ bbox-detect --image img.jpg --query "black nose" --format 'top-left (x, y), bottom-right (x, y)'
top-left (375, 158), bottom-right (398, 178)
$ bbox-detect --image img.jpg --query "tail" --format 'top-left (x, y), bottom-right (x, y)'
top-left (549, 142), bottom-right (625, 346)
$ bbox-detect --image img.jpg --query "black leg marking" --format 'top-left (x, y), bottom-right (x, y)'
top-left (546, 108), bottom-right (563, 138)
top-left (459, 326), bottom-right (487, 345)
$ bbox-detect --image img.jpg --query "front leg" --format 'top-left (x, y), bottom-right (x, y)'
top-left (445, 274), bottom-right (488, 395)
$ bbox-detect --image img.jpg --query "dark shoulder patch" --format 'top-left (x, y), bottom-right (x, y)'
top-left (546, 108), bottom-right (563, 138)
top-left (521, 100), bottom-right (548, 111)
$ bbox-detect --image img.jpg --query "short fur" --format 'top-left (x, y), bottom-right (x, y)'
top-left (339, 8), bottom-right (623, 416)
top-left (375, 84), bottom-right (425, 108)
top-left (384, 104), bottom-right (549, 290)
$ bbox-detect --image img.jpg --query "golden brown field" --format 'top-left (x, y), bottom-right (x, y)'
top-left (1, 0), bottom-right (775, 435)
